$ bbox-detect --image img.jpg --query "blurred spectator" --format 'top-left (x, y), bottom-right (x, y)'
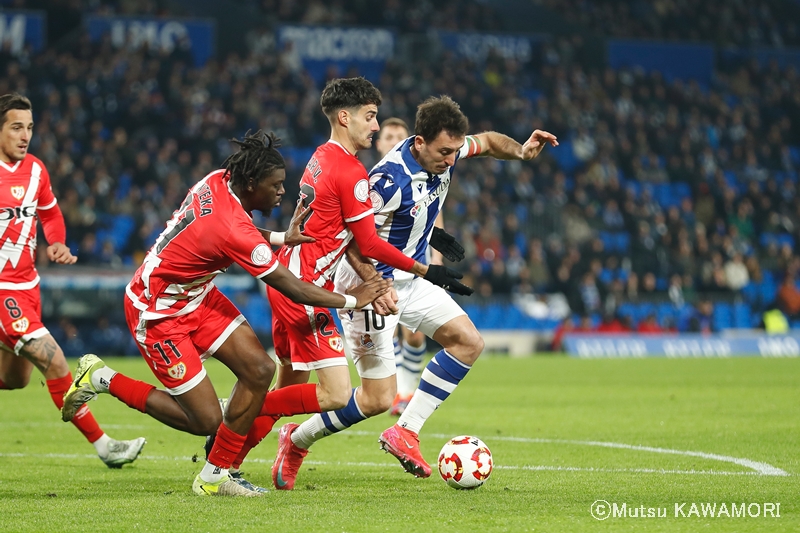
top-left (724, 252), bottom-right (750, 291)
top-left (551, 316), bottom-right (575, 351)
top-left (688, 300), bottom-right (716, 334)
top-left (637, 313), bottom-right (663, 334)
top-left (777, 272), bottom-right (800, 319)
top-left (596, 312), bottom-right (628, 333)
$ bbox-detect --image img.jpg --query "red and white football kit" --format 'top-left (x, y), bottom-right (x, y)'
top-left (125, 169), bottom-right (279, 394)
top-left (267, 141), bottom-right (415, 371)
top-left (0, 155), bottom-right (66, 353)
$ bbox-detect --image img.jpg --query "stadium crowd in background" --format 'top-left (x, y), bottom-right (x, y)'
top-left (6, 0), bottom-right (800, 340)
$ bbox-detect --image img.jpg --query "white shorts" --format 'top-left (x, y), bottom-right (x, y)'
top-left (335, 271), bottom-right (465, 380)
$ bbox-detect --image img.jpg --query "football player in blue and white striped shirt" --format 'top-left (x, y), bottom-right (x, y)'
top-left (285, 95), bottom-right (558, 481)
top-left (374, 118), bottom-right (444, 418)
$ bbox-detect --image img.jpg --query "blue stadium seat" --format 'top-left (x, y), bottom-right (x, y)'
top-left (551, 140), bottom-right (581, 173)
top-left (760, 280), bottom-right (778, 304)
top-left (656, 302), bottom-right (676, 323)
top-left (615, 232), bottom-right (630, 252)
top-left (110, 215), bottom-right (136, 250)
top-left (777, 234), bottom-right (795, 249)
top-left (789, 146), bottom-right (800, 165)
top-left (638, 302), bottom-right (655, 321)
top-left (713, 302), bottom-right (733, 330)
top-left (483, 305), bottom-right (506, 329)
top-left (673, 182), bottom-right (691, 200)
top-left (759, 233), bottom-right (778, 248)
top-left (734, 302), bottom-right (751, 328)
top-left (741, 282), bottom-right (759, 303)
top-left (115, 173), bottom-right (132, 201)
top-left (599, 268), bottom-right (614, 286)
top-left (618, 302), bottom-right (636, 320)
top-left (599, 231), bottom-right (613, 251)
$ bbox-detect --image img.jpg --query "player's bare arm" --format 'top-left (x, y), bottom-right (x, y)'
top-left (263, 262), bottom-right (390, 309)
top-left (46, 242), bottom-right (77, 265)
top-left (344, 241), bottom-right (399, 315)
top-left (472, 129), bottom-right (558, 161)
top-left (257, 201), bottom-right (316, 247)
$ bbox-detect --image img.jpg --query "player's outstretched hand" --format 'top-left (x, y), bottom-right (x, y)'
top-left (285, 201), bottom-right (316, 246)
top-left (423, 265), bottom-right (474, 296)
top-left (348, 277), bottom-right (392, 309)
top-left (521, 129), bottom-right (559, 160)
top-left (430, 227), bottom-right (465, 262)
top-left (47, 242), bottom-right (77, 265)
top-left (372, 286), bottom-right (399, 316)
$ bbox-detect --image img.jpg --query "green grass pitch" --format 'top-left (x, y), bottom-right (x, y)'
top-left (0, 355), bottom-right (797, 532)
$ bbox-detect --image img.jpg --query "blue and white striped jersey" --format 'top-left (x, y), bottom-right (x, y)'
top-left (366, 136), bottom-right (476, 282)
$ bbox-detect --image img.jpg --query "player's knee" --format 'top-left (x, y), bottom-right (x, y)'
top-left (188, 411), bottom-right (223, 436)
top-left (241, 356), bottom-right (276, 391)
top-left (407, 331), bottom-right (426, 348)
top-left (1, 374), bottom-right (29, 389)
top-left (322, 386), bottom-right (352, 411)
top-left (358, 389), bottom-right (394, 417)
top-left (457, 327), bottom-right (484, 360)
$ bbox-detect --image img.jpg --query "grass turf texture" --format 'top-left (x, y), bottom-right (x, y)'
top-left (0, 355), bottom-right (797, 532)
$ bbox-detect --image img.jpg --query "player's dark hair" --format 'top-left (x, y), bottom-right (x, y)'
top-left (320, 77), bottom-right (382, 118)
top-left (222, 130), bottom-right (285, 188)
top-left (0, 93), bottom-right (32, 128)
top-left (414, 95), bottom-right (469, 143)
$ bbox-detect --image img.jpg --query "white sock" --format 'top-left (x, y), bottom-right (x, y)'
top-left (398, 343), bottom-right (426, 395)
top-left (92, 433), bottom-right (111, 458)
top-left (200, 461), bottom-right (228, 483)
top-left (91, 366), bottom-right (117, 393)
top-left (292, 414), bottom-right (326, 450)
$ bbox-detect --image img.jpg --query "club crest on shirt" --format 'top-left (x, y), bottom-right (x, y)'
top-left (360, 333), bottom-right (374, 349)
top-left (167, 362), bottom-right (186, 379)
top-left (328, 336), bottom-right (344, 352)
top-left (10, 186), bottom-right (24, 200)
top-left (11, 317), bottom-right (28, 333)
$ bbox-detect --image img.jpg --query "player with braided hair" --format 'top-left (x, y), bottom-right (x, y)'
top-left (62, 130), bottom-right (390, 497)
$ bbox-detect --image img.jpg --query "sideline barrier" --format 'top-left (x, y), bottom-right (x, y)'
top-left (563, 333), bottom-right (800, 358)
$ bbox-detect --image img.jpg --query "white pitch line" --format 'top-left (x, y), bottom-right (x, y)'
top-left (0, 426), bottom-right (788, 476)
top-left (459, 435), bottom-right (790, 477)
top-left (0, 450), bottom-right (785, 478)
top-left (0, 452), bottom-right (763, 476)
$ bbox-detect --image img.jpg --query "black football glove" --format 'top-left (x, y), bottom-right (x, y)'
top-left (429, 227), bottom-right (466, 262)
top-left (423, 264), bottom-right (474, 296)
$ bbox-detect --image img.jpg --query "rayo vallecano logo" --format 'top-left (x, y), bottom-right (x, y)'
top-left (168, 362), bottom-right (186, 379)
top-left (328, 336), bottom-right (344, 352)
top-left (11, 317), bottom-right (29, 333)
top-left (10, 186), bottom-right (24, 200)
